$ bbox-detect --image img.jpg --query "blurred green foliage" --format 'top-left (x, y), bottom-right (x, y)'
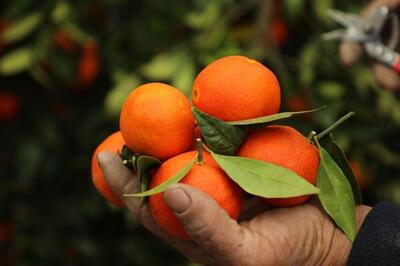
top-left (1, 0), bottom-right (400, 265)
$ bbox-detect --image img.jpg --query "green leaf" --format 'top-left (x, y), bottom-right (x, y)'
top-left (317, 147), bottom-right (356, 241)
top-left (104, 74), bottom-right (140, 118)
top-left (299, 40), bottom-right (319, 86)
top-left (313, 0), bottom-right (334, 25)
top-left (184, 1), bottom-right (221, 29)
top-left (192, 107), bottom-right (246, 155)
top-left (136, 156), bottom-right (162, 193)
top-left (317, 82), bottom-right (345, 100)
top-left (211, 153), bottom-right (319, 198)
top-left (227, 106), bottom-right (326, 126)
top-left (171, 58), bottom-right (195, 98)
top-left (51, 1), bottom-right (70, 23)
top-left (140, 52), bottom-right (182, 80)
top-left (328, 139), bottom-right (362, 204)
top-left (120, 145), bottom-right (138, 170)
top-left (0, 48), bottom-right (34, 75)
top-left (48, 50), bottom-right (75, 84)
top-left (284, 0), bottom-right (304, 22)
top-left (125, 156), bottom-right (195, 197)
top-left (2, 12), bottom-right (43, 44)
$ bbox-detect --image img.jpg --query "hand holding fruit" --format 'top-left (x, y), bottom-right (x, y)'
top-left (340, 0), bottom-right (400, 91)
top-left (91, 55), bottom-right (366, 264)
top-left (97, 151), bottom-right (371, 265)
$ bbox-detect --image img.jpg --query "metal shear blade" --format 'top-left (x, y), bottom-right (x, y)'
top-left (322, 6), bottom-right (390, 42)
top-left (322, 9), bottom-right (371, 42)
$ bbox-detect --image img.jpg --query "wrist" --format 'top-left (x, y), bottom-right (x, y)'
top-left (324, 205), bottom-right (372, 265)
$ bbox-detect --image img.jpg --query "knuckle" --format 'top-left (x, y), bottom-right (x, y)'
top-left (189, 220), bottom-right (218, 243)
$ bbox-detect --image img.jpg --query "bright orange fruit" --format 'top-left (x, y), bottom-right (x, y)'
top-left (91, 131), bottom-right (125, 207)
top-left (120, 82), bottom-right (195, 161)
top-left (149, 151), bottom-right (244, 239)
top-left (238, 125), bottom-right (320, 207)
top-left (192, 55), bottom-right (281, 121)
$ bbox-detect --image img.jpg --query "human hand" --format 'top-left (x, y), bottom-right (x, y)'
top-left (340, 0), bottom-right (400, 91)
top-left (98, 151), bottom-right (371, 266)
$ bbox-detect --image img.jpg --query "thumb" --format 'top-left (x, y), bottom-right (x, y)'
top-left (163, 183), bottom-right (247, 263)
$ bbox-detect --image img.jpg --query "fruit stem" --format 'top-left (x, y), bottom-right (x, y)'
top-left (196, 138), bottom-right (204, 164)
top-left (312, 133), bottom-right (322, 149)
top-left (316, 112), bottom-right (355, 140)
top-left (307, 131), bottom-right (317, 143)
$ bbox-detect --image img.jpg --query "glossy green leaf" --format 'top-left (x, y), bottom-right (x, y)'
top-left (136, 156), bottom-right (162, 193)
top-left (212, 153), bottom-right (319, 197)
top-left (228, 106), bottom-right (326, 126)
top-left (329, 139), bottom-right (362, 204)
top-left (2, 12), bottom-right (42, 44)
top-left (317, 147), bottom-right (356, 241)
top-left (0, 48), bottom-right (34, 75)
top-left (125, 156), bottom-right (195, 197)
top-left (192, 107), bottom-right (246, 155)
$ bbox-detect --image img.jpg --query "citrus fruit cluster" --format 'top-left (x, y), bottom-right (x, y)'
top-left (91, 55), bottom-right (358, 241)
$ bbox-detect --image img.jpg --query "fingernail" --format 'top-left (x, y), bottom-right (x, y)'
top-left (164, 187), bottom-right (191, 214)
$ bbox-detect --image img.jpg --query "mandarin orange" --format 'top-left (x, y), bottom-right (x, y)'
top-left (238, 125), bottom-right (320, 207)
top-left (91, 131), bottom-right (125, 207)
top-left (120, 83), bottom-right (195, 160)
top-left (192, 55), bottom-right (281, 121)
top-left (149, 151), bottom-right (244, 239)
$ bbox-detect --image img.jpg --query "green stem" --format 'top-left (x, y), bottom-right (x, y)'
top-left (307, 131), bottom-right (317, 143)
top-left (316, 112), bottom-right (355, 140)
top-left (312, 134), bottom-right (322, 149)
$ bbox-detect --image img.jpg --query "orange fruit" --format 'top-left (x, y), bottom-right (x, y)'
top-left (120, 82), bottom-right (195, 161)
top-left (0, 19), bottom-right (11, 54)
top-left (77, 40), bottom-right (100, 88)
top-left (0, 220), bottom-right (14, 243)
top-left (0, 91), bottom-right (21, 121)
top-left (285, 95), bottom-right (310, 112)
top-left (149, 151), bottom-right (244, 240)
top-left (53, 30), bottom-right (76, 53)
top-left (91, 131), bottom-right (125, 207)
top-left (270, 18), bottom-right (288, 46)
top-left (192, 55), bottom-right (281, 121)
top-left (349, 159), bottom-right (371, 191)
top-left (237, 125), bottom-right (320, 207)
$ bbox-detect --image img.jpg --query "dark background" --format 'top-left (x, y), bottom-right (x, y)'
top-left (1, 0), bottom-right (400, 265)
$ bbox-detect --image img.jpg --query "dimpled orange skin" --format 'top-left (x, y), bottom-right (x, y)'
top-left (238, 125), bottom-right (320, 207)
top-left (120, 83), bottom-right (195, 161)
top-left (149, 151), bottom-right (244, 240)
top-left (192, 55), bottom-right (281, 122)
top-left (91, 131), bottom-right (125, 207)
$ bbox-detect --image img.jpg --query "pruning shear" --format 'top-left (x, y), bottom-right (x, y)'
top-left (322, 6), bottom-right (400, 73)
